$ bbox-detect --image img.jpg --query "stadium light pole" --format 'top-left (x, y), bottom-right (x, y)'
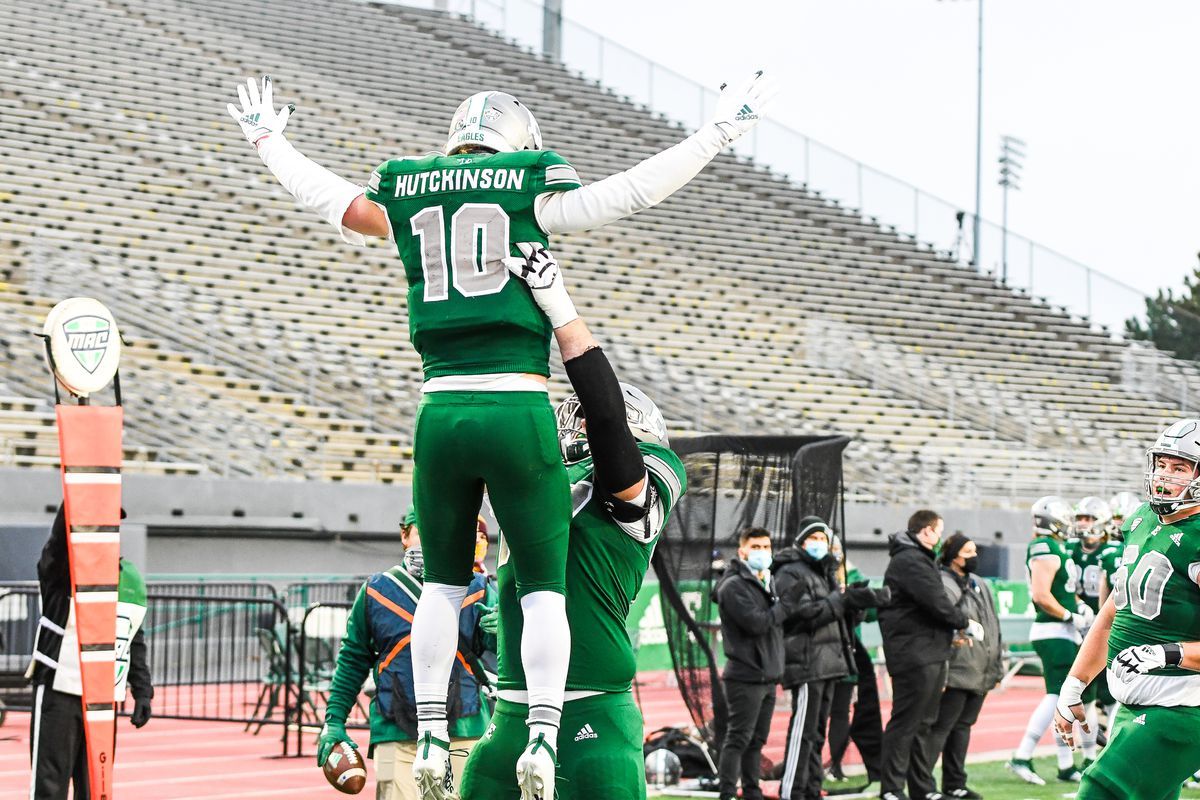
top-left (998, 135), bottom-right (1026, 284)
top-left (939, 0), bottom-right (984, 269)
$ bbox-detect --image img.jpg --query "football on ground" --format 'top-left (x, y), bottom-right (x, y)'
top-left (323, 742), bottom-right (366, 794)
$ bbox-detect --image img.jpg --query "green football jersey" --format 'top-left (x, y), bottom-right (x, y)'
top-left (1026, 534), bottom-right (1081, 623)
top-left (494, 442), bottom-right (687, 694)
top-left (365, 149), bottom-right (582, 379)
top-left (1108, 504), bottom-right (1200, 680)
top-left (1071, 539), bottom-right (1110, 612)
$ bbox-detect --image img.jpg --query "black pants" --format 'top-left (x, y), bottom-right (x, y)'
top-left (925, 687), bottom-right (987, 792)
top-left (717, 679), bottom-right (777, 800)
top-left (780, 678), bottom-right (836, 800)
top-left (29, 684), bottom-right (89, 800)
top-left (879, 661), bottom-right (947, 798)
top-left (828, 636), bottom-right (884, 781)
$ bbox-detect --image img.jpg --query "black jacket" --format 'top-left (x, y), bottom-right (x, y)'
top-left (712, 559), bottom-right (788, 684)
top-left (771, 547), bottom-right (853, 687)
top-left (877, 532), bottom-right (969, 674)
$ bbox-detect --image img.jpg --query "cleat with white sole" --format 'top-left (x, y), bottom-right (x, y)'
top-left (516, 733), bottom-right (557, 800)
top-left (412, 732), bottom-right (453, 800)
top-left (1006, 758), bottom-right (1046, 786)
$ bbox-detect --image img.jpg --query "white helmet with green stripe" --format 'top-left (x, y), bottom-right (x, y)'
top-left (445, 91), bottom-right (543, 156)
top-left (1145, 419), bottom-right (1200, 518)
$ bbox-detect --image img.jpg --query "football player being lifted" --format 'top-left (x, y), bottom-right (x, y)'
top-left (1067, 497), bottom-right (1114, 767)
top-left (1007, 496), bottom-right (1093, 785)
top-left (226, 72), bottom-right (772, 800)
top-left (457, 244), bottom-right (686, 800)
top-left (1055, 420), bottom-right (1200, 800)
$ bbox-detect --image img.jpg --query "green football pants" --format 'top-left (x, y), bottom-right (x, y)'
top-left (413, 391), bottom-right (570, 595)
top-left (1078, 703), bottom-right (1200, 800)
top-left (459, 694), bottom-right (646, 800)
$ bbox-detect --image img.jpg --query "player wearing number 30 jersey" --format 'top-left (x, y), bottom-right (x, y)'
top-left (226, 72), bottom-right (775, 800)
top-left (1054, 419), bottom-right (1200, 800)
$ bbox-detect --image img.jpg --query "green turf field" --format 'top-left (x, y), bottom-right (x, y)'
top-left (648, 756), bottom-right (1200, 799)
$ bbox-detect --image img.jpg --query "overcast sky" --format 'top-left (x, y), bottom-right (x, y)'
top-left (560, 0), bottom-right (1199, 303)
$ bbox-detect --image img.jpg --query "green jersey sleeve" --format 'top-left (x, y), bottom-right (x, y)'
top-left (532, 150), bottom-right (582, 195)
top-left (640, 442), bottom-right (687, 516)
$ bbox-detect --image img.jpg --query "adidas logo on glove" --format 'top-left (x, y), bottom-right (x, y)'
top-left (574, 723), bottom-right (599, 742)
top-left (733, 103), bottom-right (758, 121)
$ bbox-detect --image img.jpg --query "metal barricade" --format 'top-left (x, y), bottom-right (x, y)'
top-left (0, 582), bottom-right (39, 721)
top-left (292, 601), bottom-right (372, 758)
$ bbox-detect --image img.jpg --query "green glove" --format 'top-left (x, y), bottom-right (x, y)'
top-left (478, 603), bottom-right (499, 635)
top-left (317, 720), bottom-right (356, 767)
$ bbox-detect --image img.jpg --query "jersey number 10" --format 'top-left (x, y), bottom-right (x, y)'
top-left (410, 204), bottom-right (511, 302)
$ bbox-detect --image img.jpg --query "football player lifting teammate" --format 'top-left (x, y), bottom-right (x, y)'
top-left (226, 72), bottom-right (773, 800)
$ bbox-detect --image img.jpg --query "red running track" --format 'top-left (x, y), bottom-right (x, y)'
top-left (0, 675), bottom-right (1054, 798)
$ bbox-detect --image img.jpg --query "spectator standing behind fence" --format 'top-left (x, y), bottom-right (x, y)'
top-left (924, 534), bottom-right (1002, 800)
top-left (318, 507), bottom-right (493, 800)
top-left (826, 537), bottom-right (886, 788)
top-left (713, 527), bottom-right (799, 800)
top-left (877, 510), bottom-right (971, 800)
top-left (772, 517), bottom-right (891, 800)
top-left (27, 505), bottom-right (153, 800)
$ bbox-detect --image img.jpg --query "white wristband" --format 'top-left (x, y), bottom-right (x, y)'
top-left (1059, 675), bottom-right (1087, 706)
top-left (533, 280), bottom-right (578, 329)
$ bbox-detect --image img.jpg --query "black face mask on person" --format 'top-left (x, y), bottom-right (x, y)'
top-left (960, 555), bottom-right (979, 574)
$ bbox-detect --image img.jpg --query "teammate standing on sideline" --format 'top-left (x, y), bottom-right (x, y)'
top-left (227, 71), bottom-right (773, 800)
top-left (1068, 496), bottom-right (1114, 765)
top-left (1007, 497), bottom-right (1093, 785)
top-left (460, 246), bottom-right (686, 800)
top-left (1055, 419), bottom-right (1200, 799)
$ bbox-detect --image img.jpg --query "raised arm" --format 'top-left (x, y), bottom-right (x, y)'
top-left (535, 71), bottom-right (776, 234)
top-left (227, 76), bottom-right (388, 243)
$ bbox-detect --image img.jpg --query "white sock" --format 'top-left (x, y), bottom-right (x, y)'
top-left (411, 581), bottom-right (469, 743)
top-left (1016, 694), bottom-right (1060, 760)
top-left (1057, 741), bottom-right (1076, 770)
top-left (519, 590), bottom-right (569, 749)
top-left (1081, 703), bottom-right (1099, 760)
top-left (1105, 703), bottom-right (1117, 724)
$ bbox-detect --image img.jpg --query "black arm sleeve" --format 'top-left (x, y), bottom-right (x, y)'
top-left (127, 626), bottom-right (154, 701)
top-left (563, 347), bottom-right (646, 496)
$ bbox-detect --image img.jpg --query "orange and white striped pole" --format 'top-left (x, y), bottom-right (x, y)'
top-left (43, 298), bottom-right (124, 800)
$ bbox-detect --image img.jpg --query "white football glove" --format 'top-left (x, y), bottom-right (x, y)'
top-left (965, 619), bottom-right (985, 641)
top-left (1071, 603), bottom-right (1095, 634)
top-left (226, 75), bottom-right (295, 148)
top-left (1112, 644), bottom-right (1167, 683)
top-left (502, 243), bottom-right (578, 329)
top-left (1053, 675), bottom-right (1088, 749)
top-left (709, 70), bottom-right (778, 146)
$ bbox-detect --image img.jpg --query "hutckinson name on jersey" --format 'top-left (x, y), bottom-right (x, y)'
top-left (382, 167), bottom-right (529, 198)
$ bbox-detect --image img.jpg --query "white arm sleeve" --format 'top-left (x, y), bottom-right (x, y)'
top-left (534, 124), bottom-right (728, 234)
top-left (255, 134), bottom-right (368, 246)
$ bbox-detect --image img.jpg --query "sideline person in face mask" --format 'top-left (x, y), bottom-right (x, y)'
top-left (712, 527), bottom-right (801, 800)
top-left (924, 535), bottom-right (1002, 800)
top-left (771, 518), bottom-right (890, 800)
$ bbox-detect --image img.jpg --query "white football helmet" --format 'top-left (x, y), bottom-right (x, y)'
top-left (1108, 491), bottom-right (1140, 539)
top-left (555, 382), bottom-right (668, 464)
top-left (1032, 496), bottom-right (1073, 539)
top-left (444, 91), bottom-right (542, 155)
top-left (1074, 496), bottom-right (1111, 550)
top-left (1145, 419), bottom-right (1200, 518)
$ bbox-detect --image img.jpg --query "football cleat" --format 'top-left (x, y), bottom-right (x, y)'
top-left (412, 732), bottom-right (453, 800)
top-left (1006, 758), bottom-right (1046, 785)
top-left (1057, 766), bottom-right (1083, 782)
top-left (516, 733), bottom-right (557, 800)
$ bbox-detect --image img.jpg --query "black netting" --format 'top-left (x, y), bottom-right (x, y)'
top-left (651, 434), bottom-right (849, 751)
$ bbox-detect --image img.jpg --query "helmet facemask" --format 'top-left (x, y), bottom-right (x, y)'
top-left (1145, 450), bottom-right (1200, 518)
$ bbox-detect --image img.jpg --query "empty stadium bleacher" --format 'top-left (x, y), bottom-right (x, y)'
top-left (1, 0), bottom-right (1196, 504)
